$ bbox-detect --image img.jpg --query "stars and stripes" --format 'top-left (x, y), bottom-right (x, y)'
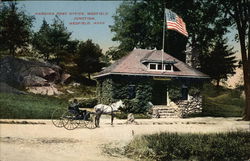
top-left (165, 9), bottom-right (188, 37)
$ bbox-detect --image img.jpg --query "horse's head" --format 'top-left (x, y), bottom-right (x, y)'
top-left (111, 100), bottom-right (125, 111)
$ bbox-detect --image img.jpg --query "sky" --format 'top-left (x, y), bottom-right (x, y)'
top-left (17, 1), bottom-right (122, 52)
top-left (14, 1), bottom-right (240, 59)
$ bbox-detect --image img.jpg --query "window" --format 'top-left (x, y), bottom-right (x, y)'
top-left (157, 64), bottom-right (163, 70)
top-left (149, 63), bottom-right (157, 70)
top-left (165, 64), bottom-right (172, 71)
top-left (128, 85), bottom-right (136, 99)
top-left (147, 63), bottom-right (174, 71)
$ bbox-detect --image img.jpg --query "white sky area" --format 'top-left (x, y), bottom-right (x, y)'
top-left (15, 1), bottom-right (241, 59)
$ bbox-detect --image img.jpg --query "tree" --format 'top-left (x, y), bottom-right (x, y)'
top-left (200, 39), bottom-right (238, 87)
top-left (0, 2), bottom-right (34, 57)
top-left (105, 47), bottom-right (127, 60)
top-left (75, 40), bottom-right (105, 79)
top-left (110, 1), bottom-right (188, 61)
top-left (32, 19), bottom-right (51, 60)
top-left (217, 0), bottom-right (250, 120)
top-left (110, 0), bottom-right (230, 65)
top-left (32, 16), bottom-right (78, 63)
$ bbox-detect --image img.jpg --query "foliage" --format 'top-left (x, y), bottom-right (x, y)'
top-left (0, 2), bottom-right (34, 57)
top-left (74, 39), bottom-right (105, 79)
top-left (0, 92), bottom-right (67, 119)
top-left (124, 131), bottom-right (250, 161)
top-left (200, 39), bottom-right (238, 86)
top-left (110, 1), bottom-right (188, 61)
top-left (32, 17), bottom-right (78, 63)
top-left (114, 77), bottom-right (153, 113)
top-left (97, 78), bottom-right (114, 105)
top-left (110, 0), bottom-right (230, 66)
top-left (97, 76), bottom-right (152, 113)
top-left (105, 46), bottom-right (127, 61)
top-left (79, 97), bottom-right (98, 108)
top-left (32, 19), bottom-right (51, 60)
top-left (167, 81), bottom-right (182, 100)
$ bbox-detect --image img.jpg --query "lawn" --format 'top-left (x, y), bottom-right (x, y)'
top-left (201, 84), bottom-right (244, 117)
top-left (0, 93), bottom-right (67, 119)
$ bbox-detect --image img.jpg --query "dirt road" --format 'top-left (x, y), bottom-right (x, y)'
top-left (0, 117), bottom-right (249, 161)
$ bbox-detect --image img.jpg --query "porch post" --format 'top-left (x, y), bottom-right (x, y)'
top-left (167, 88), bottom-right (170, 106)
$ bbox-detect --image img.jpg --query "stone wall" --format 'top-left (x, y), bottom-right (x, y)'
top-left (175, 95), bottom-right (202, 117)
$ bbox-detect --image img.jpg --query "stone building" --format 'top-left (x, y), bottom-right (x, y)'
top-left (94, 49), bottom-right (209, 118)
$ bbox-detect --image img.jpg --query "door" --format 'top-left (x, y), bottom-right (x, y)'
top-left (152, 81), bottom-right (167, 105)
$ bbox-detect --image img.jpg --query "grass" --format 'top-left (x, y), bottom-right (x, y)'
top-left (201, 84), bottom-right (245, 117)
top-left (0, 93), bottom-right (67, 119)
top-left (0, 83), bottom-right (245, 119)
top-left (123, 131), bottom-right (250, 161)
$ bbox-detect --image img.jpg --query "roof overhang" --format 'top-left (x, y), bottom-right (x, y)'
top-left (93, 72), bottom-right (210, 79)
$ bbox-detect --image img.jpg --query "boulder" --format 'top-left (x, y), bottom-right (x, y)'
top-left (22, 75), bottom-right (49, 86)
top-left (0, 56), bottom-right (69, 87)
top-left (27, 85), bottom-right (63, 96)
top-left (0, 56), bottom-right (70, 95)
top-left (61, 73), bottom-right (71, 84)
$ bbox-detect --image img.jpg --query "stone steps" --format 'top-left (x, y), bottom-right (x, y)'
top-left (152, 106), bottom-right (180, 118)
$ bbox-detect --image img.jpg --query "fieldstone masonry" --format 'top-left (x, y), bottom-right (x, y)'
top-left (152, 95), bottom-right (202, 118)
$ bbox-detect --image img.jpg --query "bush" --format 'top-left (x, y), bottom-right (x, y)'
top-left (124, 131), bottom-right (250, 161)
top-left (79, 97), bottom-right (98, 108)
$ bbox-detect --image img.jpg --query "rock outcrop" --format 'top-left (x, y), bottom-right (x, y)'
top-left (0, 56), bottom-right (70, 95)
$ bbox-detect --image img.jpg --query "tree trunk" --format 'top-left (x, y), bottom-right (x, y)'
top-left (238, 29), bottom-right (250, 121)
top-left (216, 79), bottom-right (220, 87)
top-left (244, 83), bottom-right (250, 120)
top-left (88, 73), bottom-right (91, 80)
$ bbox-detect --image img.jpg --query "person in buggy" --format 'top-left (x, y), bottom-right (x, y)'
top-left (68, 99), bottom-right (89, 120)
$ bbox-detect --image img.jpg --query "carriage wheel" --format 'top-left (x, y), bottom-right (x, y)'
top-left (51, 108), bottom-right (65, 128)
top-left (62, 111), bottom-right (80, 130)
top-left (85, 114), bottom-right (96, 129)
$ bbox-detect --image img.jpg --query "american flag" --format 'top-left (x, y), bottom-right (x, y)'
top-left (165, 9), bottom-right (188, 37)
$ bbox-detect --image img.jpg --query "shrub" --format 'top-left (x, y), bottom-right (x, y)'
top-left (124, 131), bottom-right (250, 161)
top-left (97, 76), bottom-right (153, 114)
top-left (79, 97), bottom-right (98, 108)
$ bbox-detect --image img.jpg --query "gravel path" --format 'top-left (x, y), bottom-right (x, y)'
top-left (0, 117), bottom-right (249, 161)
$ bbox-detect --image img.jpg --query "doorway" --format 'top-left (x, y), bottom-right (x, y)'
top-left (152, 81), bottom-right (167, 105)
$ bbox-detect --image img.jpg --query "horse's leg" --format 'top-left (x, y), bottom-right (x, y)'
top-left (111, 111), bottom-right (114, 126)
top-left (95, 110), bottom-right (102, 127)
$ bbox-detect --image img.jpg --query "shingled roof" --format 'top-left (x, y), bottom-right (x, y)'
top-left (94, 49), bottom-right (209, 79)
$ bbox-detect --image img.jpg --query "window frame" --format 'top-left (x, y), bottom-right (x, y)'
top-left (148, 63), bottom-right (158, 70)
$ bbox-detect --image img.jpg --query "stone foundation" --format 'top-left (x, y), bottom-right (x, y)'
top-left (152, 95), bottom-right (202, 118)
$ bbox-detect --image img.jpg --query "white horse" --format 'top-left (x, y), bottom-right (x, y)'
top-left (94, 100), bottom-right (125, 125)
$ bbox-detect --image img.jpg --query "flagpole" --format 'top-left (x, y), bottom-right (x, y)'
top-left (162, 5), bottom-right (166, 71)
